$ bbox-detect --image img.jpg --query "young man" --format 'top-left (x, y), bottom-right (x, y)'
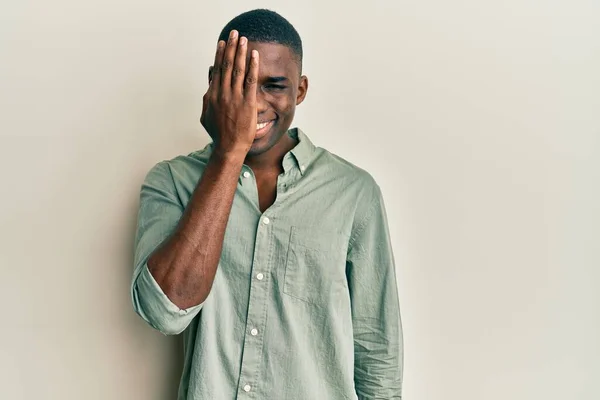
top-left (131, 9), bottom-right (403, 400)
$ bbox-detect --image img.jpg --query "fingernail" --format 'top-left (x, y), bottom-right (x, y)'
top-left (217, 40), bottom-right (225, 49)
top-left (252, 50), bottom-right (258, 58)
top-left (230, 30), bottom-right (238, 39)
top-left (240, 37), bottom-right (247, 46)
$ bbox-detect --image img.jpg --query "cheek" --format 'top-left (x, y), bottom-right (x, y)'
top-left (275, 95), bottom-right (296, 115)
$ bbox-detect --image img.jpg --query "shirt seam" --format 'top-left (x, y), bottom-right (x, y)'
top-left (348, 188), bottom-right (380, 253)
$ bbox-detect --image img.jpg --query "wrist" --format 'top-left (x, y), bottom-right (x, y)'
top-left (211, 145), bottom-right (248, 165)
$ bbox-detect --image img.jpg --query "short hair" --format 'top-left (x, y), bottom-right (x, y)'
top-left (218, 9), bottom-right (303, 72)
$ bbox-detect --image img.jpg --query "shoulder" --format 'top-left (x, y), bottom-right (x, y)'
top-left (142, 144), bottom-right (212, 187)
top-left (311, 146), bottom-right (386, 239)
top-left (313, 146), bottom-right (382, 203)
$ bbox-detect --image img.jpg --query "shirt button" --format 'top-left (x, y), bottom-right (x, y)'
top-left (300, 165), bottom-right (306, 172)
top-left (242, 171), bottom-right (251, 178)
top-left (256, 273), bottom-right (264, 280)
top-left (250, 328), bottom-right (258, 336)
top-left (243, 384), bottom-right (251, 392)
top-left (262, 217), bottom-right (270, 225)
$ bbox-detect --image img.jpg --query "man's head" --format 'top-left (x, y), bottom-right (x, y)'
top-left (218, 9), bottom-right (303, 74)
top-left (209, 9), bottom-right (308, 157)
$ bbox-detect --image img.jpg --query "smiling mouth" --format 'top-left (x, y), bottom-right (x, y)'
top-left (255, 119), bottom-right (276, 139)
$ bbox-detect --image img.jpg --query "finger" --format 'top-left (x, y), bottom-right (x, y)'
top-left (200, 92), bottom-right (208, 124)
top-left (231, 36), bottom-right (247, 93)
top-left (220, 30), bottom-right (238, 90)
top-left (210, 40), bottom-right (226, 93)
top-left (244, 50), bottom-right (259, 102)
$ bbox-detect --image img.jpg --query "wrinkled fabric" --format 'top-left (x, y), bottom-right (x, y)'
top-left (131, 128), bottom-right (403, 400)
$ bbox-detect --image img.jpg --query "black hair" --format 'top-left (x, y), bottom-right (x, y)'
top-left (218, 9), bottom-right (303, 72)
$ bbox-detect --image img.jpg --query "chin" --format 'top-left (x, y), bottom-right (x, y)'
top-left (247, 141), bottom-right (272, 157)
top-left (248, 129), bottom-right (285, 156)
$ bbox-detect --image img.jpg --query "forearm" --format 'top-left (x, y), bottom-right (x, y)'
top-left (147, 148), bottom-right (245, 309)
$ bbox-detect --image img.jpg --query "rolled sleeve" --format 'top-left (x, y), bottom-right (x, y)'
top-left (347, 184), bottom-right (403, 399)
top-left (130, 161), bottom-right (203, 335)
top-left (132, 263), bottom-right (202, 335)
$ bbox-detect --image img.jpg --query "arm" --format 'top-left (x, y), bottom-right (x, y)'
top-left (347, 184), bottom-right (403, 399)
top-left (146, 149), bottom-right (246, 310)
top-left (131, 30), bottom-right (259, 335)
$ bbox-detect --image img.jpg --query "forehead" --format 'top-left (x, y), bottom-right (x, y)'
top-left (246, 41), bottom-right (299, 78)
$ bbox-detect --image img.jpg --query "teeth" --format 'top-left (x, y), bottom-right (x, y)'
top-left (257, 121), bottom-right (270, 130)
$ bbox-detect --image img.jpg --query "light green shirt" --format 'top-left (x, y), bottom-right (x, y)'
top-left (131, 128), bottom-right (403, 400)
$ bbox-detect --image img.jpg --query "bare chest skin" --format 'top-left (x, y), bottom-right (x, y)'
top-left (254, 170), bottom-right (280, 213)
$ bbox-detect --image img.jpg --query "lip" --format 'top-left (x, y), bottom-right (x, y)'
top-left (255, 119), bottom-right (276, 140)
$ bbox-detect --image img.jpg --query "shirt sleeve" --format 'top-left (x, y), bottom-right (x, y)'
top-left (347, 184), bottom-right (403, 399)
top-left (130, 161), bottom-right (203, 336)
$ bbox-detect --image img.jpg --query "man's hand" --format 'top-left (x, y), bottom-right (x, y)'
top-left (200, 30), bottom-right (259, 157)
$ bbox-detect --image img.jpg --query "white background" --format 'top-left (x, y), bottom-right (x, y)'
top-left (1, 1), bottom-right (598, 399)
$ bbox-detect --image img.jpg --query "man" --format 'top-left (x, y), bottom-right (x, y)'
top-left (131, 9), bottom-right (403, 400)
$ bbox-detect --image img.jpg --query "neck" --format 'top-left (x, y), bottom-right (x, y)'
top-left (244, 132), bottom-right (298, 173)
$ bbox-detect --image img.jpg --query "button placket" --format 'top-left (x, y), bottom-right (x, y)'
top-left (236, 214), bottom-right (273, 398)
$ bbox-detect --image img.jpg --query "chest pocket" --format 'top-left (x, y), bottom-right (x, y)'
top-left (283, 226), bottom-right (349, 306)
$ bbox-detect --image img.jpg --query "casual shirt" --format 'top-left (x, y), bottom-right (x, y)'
top-left (131, 128), bottom-right (403, 399)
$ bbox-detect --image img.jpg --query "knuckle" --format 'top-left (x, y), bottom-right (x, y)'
top-left (218, 91), bottom-right (230, 102)
top-left (221, 59), bottom-right (232, 70)
top-left (232, 68), bottom-right (243, 78)
top-left (245, 75), bottom-right (257, 85)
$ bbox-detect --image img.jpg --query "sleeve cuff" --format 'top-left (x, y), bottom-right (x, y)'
top-left (132, 264), bottom-right (203, 335)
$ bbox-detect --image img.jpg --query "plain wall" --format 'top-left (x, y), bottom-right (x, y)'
top-left (1, 1), bottom-right (598, 399)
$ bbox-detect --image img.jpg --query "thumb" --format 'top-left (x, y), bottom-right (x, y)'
top-left (200, 92), bottom-right (209, 124)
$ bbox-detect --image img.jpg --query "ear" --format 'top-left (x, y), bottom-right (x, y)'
top-left (296, 75), bottom-right (308, 106)
top-left (208, 66), bottom-right (214, 84)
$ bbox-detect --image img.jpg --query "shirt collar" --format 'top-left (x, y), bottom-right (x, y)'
top-left (287, 127), bottom-right (316, 176)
